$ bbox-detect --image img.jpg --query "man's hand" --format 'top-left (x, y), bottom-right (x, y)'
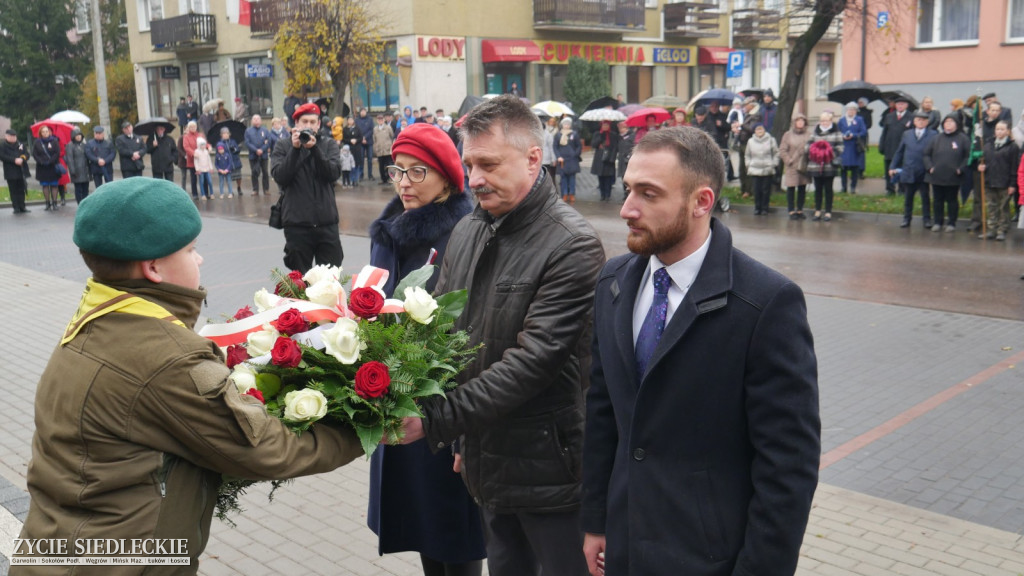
top-left (978, 163), bottom-right (986, 173)
top-left (400, 417), bottom-right (425, 444)
top-left (14, 158), bottom-right (22, 166)
top-left (132, 152), bottom-right (140, 160)
top-left (583, 533), bottom-right (606, 576)
top-left (256, 149), bottom-right (263, 156)
top-left (453, 452), bottom-right (462, 473)
top-left (291, 130), bottom-right (303, 149)
top-left (303, 134), bottom-right (317, 149)
top-left (98, 159), bottom-right (105, 166)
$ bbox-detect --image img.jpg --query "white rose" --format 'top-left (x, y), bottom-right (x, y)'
top-left (229, 364), bottom-right (257, 394)
top-left (403, 286), bottom-right (438, 324)
top-left (283, 389), bottom-right (328, 422)
top-left (303, 264), bottom-right (342, 286)
top-left (247, 324), bottom-right (280, 357)
top-left (253, 288), bottom-right (278, 312)
top-left (306, 279), bottom-right (345, 309)
top-left (321, 318), bottom-right (365, 364)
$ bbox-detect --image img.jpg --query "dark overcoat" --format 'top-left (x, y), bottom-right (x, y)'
top-left (366, 193), bottom-right (486, 562)
top-left (582, 219), bottom-right (820, 576)
top-left (891, 128), bottom-right (937, 183)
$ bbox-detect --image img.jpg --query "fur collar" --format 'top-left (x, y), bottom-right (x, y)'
top-left (369, 193), bottom-right (474, 248)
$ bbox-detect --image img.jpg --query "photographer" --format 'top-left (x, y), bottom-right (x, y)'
top-left (271, 103), bottom-right (344, 273)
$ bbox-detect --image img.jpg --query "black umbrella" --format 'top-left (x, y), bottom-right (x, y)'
top-left (880, 90), bottom-right (919, 110)
top-left (739, 88), bottom-right (764, 100)
top-left (134, 117), bottom-right (175, 137)
top-left (207, 120), bottom-right (246, 145)
top-left (584, 96), bottom-right (619, 112)
top-left (457, 95), bottom-right (486, 118)
top-left (827, 80), bottom-right (882, 105)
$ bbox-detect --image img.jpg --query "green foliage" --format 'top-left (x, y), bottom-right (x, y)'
top-left (0, 0), bottom-right (91, 131)
top-left (564, 57), bottom-right (611, 113)
top-left (76, 57), bottom-right (138, 131)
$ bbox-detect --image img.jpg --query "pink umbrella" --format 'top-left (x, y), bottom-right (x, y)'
top-left (624, 107), bottom-right (671, 128)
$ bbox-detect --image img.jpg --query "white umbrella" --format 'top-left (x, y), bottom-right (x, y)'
top-left (532, 101), bottom-right (575, 117)
top-left (202, 98), bottom-right (224, 114)
top-left (579, 108), bottom-right (627, 122)
top-left (50, 110), bottom-right (90, 124)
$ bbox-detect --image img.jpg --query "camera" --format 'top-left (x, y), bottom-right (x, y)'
top-left (298, 129), bottom-right (316, 144)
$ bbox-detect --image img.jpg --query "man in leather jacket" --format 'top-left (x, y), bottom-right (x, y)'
top-left (401, 95), bottom-right (604, 576)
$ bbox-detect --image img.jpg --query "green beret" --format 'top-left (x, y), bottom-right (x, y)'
top-left (74, 178), bottom-right (202, 261)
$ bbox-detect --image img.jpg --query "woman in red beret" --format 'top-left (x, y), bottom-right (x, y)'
top-left (366, 122), bottom-right (484, 576)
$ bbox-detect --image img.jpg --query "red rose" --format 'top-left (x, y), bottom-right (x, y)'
top-left (349, 287), bottom-right (384, 319)
top-left (244, 388), bottom-right (265, 404)
top-left (225, 345), bottom-right (250, 368)
top-left (233, 305), bottom-right (254, 320)
top-left (275, 270), bottom-right (308, 295)
top-left (275, 308), bottom-right (310, 335)
top-left (287, 270), bottom-right (307, 289)
top-left (270, 337), bottom-right (303, 368)
top-left (354, 361), bottom-right (390, 399)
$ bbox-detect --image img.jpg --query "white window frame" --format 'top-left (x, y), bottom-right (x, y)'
top-left (180, 0), bottom-right (209, 14)
top-left (1008, 0), bottom-right (1024, 42)
top-left (137, 0), bottom-right (163, 31)
top-left (916, 0), bottom-right (980, 48)
top-left (75, 0), bottom-right (91, 34)
top-left (814, 52), bottom-right (832, 99)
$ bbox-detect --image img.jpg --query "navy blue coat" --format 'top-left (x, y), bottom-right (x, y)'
top-left (582, 219), bottom-right (820, 576)
top-left (891, 128), bottom-right (937, 183)
top-left (553, 130), bottom-right (582, 175)
top-left (366, 192), bottom-right (485, 562)
top-left (837, 114), bottom-right (867, 169)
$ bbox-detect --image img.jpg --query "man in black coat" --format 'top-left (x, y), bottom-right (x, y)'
top-left (582, 127), bottom-right (820, 576)
top-left (0, 129), bottom-right (31, 213)
top-left (271, 103), bottom-right (343, 273)
top-left (84, 126), bottom-right (115, 189)
top-left (879, 96), bottom-right (914, 195)
top-left (146, 125), bottom-right (177, 181)
top-left (184, 94), bottom-right (200, 125)
top-left (354, 107), bottom-right (375, 181)
top-left (115, 121), bottom-right (146, 178)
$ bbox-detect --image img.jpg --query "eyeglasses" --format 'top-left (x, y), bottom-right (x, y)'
top-left (386, 165), bottom-right (430, 183)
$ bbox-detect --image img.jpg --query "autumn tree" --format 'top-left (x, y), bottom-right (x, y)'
top-left (274, 0), bottom-right (392, 113)
top-left (772, 0), bottom-right (906, 141)
top-left (76, 58), bottom-right (138, 132)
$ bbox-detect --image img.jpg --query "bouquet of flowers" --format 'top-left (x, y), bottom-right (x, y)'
top-left (199, 263), bottom-right (477, 521)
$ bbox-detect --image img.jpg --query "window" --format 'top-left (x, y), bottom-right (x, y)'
top-left (75, 0), bottom-right (90, 34)
top-left (759, 49), bottom-right (780, 95)
top-left (917, 0), bottom-right (979, 45)
top-left (182, 0), bottom-right (209, 14)
top-left (138, 0), bottom-right (163, 31)
top-left (146, 67), bottom-right (174, 120)
top-left (1010, 0), bottom-right (1024, 40)
top-left (814, 53), bottom-right (832, 99)
top-left (234, 57), bottom-right (275, 124)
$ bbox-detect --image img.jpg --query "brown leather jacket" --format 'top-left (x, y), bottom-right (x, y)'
top-left (15, 279), bottom-right (362, 574)
top-left (422, 172), bottom-right (606, 513)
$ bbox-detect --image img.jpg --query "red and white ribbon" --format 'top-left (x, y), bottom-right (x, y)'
top-left (352, 265), bottom-right (405, 314)
top-left (199, 299), bottom-right (342, 347)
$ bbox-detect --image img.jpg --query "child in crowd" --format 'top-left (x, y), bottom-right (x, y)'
top-left (193, 138), bottom-right (214, 200)
top-left (340, 144), bottom-right (355, 188)
top-left (215, 142), bottom-right (233, 198)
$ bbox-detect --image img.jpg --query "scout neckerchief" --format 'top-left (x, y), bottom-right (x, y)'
top-left (61, 278), bottom-right (186, 346)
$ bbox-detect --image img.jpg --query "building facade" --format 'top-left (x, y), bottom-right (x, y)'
top-left (841, 1), bottom-right (1024, 132)
top-left (123, 0), bottom-right (845, 125)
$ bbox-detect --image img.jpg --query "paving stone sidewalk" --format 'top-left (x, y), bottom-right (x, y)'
top-left (1, 213), bottom-right (1023, 575)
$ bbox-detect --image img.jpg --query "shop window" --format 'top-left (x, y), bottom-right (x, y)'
top-left (351, 43), bottom-right (399, 113)
top-left (187, 61), bottom-right (220, 112)
top-left (146, 67), bottom-right (174, 120)
top-left (917, 0), bottom-right (979, 45)
top-left (234, 57), bottom-right (275, 125)
top-left (1010, 0), bottom-right (1024, 40)
top-left (814, 53), bottom-right (832, 99)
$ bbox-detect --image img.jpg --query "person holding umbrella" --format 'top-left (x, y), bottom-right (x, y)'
top-left (146, 124), bottom-right (177, 182)
top-left (591, 120), bottom-right (620, 202)
top-left (838, 102), bottom-right (867, 194)
top-left (217, 126), bottom-right (243, 197)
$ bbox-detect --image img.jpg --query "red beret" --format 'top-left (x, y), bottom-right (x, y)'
top-left (292, 102), bottom-right (320, 121)
top-left (391, 123), bottom-right (464, 192)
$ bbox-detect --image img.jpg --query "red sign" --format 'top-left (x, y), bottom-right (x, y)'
top-left (417, 36), bottom-right (466, 61)
top-left (540, 42), bottom-right (647, 65)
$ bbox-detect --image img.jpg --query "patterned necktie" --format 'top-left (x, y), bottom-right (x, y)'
top-left (635, 268), bottom-right (672, 380)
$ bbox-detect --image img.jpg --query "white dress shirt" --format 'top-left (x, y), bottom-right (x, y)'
top-left (632, 230), bottom-right (713, 345)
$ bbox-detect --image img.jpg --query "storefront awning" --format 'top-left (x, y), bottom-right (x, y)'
top-left (481, 40), bottom-right (541, 63)
top-left (698, 46), bottom-right (732, 65)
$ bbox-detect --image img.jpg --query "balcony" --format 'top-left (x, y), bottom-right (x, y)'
top-left (663, 2), bottom-right (721, 39)
top-left (250, 0), bottom-right (324, 38)
top-left (787, 8), bottom-right (843, 42)
top-left (534, 0), bottom-right (645, 33)
top-left (731, 8), bottom-right (781, 42)
top-left (150, 13), bottom-right (216, 52)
